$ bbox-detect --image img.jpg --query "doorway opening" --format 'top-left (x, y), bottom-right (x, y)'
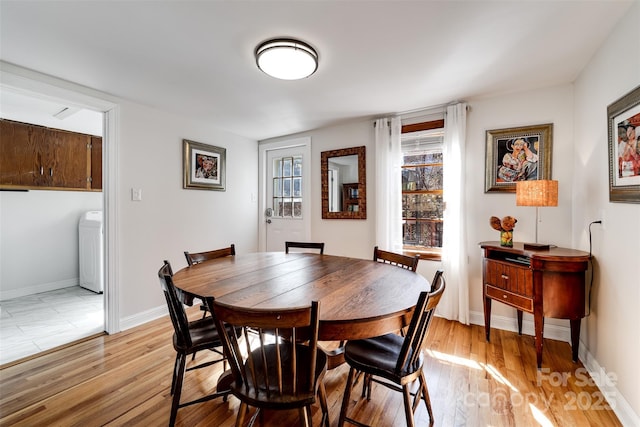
top-left (0, 73), bottom-right (118, 365)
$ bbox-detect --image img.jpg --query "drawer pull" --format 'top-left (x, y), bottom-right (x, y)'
top-left (501, 274), bottom-right (509, 280)
top-left (503, 294), bottom-right (508, 299)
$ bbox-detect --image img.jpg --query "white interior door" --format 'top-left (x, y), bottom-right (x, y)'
top-left (259, 138), bottom-right (311, 252)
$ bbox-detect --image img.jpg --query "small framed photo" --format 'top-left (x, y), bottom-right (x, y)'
top-left (607, 85), bottom-right (640, 203)
top-left (484, 123), bottom-right (553, 193)
top-left (183, 139), bottom-right (226, 191)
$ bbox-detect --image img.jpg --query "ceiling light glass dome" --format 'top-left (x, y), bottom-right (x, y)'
top-left (255, 38), bottom-right (318, 80)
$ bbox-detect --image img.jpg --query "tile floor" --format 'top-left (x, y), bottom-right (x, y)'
top-left (0, 286), bottom-right (104, 366)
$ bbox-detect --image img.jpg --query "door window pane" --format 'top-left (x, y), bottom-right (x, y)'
top-left (272, 155), bottom-right (303, 218)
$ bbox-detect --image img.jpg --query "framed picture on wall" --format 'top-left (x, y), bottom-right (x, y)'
top-left (183, 139), bottom-right (226, 191)
top-left (607, 85), bottom-right (640, 203)
top-left (484, 123), bottom-right (553, 193)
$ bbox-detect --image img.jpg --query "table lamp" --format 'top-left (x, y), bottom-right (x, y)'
top-left (515, 179), bottom-right (558, 250)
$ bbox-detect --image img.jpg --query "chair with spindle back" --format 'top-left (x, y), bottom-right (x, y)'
top-left (212, 299), bottom-right (330, 427)
top-left (338, 270), bottom-right (445, 427)
top-left (184, 244), bottom-right (236, 319)
top-left (373, 245), bottom-right (419, 271)
top-left (158, 260), bottom-right (230, 426)
top-left (285, 241), bottom-right (325, 254)
top-left (184, 243), bottom-right (236, 266)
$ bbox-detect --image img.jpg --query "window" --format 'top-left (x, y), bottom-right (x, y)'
top-left (272, 156), bottom-right (303, 218)
top-left (401, 120), bottom-right (444, 260)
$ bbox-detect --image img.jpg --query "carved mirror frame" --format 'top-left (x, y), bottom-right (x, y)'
top-left (321, 146), bottom-right (366, 219)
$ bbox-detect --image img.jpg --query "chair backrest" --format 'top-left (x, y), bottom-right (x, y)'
top-left (373, 246), bottom-right (419, 272)
top-left (158, 260), bottom-right (192, 349)
top-left (184, 244), bottom-right (236, 266)
top-left (212, 299), bottom-right (322, 398)
top-left (395, 269), bottom-right (445, 373)
top-left (285, 241), bottom-right (325, 254)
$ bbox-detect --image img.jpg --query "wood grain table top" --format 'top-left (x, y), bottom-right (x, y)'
top-left (172, 252), bottom-right (431, 341)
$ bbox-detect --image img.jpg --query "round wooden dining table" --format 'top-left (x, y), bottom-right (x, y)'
top-left (172, 252), bottom-right (431, 342)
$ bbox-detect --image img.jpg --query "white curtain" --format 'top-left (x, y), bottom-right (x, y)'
top-left (374, 117), bottom-right (403, 253)
top-left (440, 103), bottom-right (469, 324)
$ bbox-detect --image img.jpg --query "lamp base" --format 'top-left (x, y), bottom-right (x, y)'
top-left (523, 242), bottom-right (551, 250)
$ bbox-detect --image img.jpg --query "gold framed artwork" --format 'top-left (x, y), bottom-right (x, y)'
top-left (607, 85), bottom-right (640, 204)
top-left (183, 139), bottom-right (226, 191)
top-left (485, 123), bottom-right (553, 193)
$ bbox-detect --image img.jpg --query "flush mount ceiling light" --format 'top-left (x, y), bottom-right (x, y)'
top-left (255, 38), bottom-right (318, 80)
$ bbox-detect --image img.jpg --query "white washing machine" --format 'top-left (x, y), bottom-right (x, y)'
top-left (79, 211), bottom-right (104, 293)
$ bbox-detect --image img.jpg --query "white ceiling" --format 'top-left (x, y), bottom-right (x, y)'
top-left (0, 1), bottom-right (633, 141)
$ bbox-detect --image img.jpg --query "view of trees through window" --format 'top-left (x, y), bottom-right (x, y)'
top-left (401, 121), bottom-right (444, 259)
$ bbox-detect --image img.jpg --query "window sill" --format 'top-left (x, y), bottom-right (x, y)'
top-left (403, 248), bottom-right (441, 262)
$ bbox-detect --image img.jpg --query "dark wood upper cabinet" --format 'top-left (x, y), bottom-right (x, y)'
top-left (90, 135), bottom-right (102, 190)
top-left (0, 119), bottom-right (102, 191)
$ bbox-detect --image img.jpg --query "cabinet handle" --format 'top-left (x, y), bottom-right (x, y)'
top-left (40, 166), bottom-right (44, 175)
top-left (501, 274), bottom-right (509, 280)
top-left (503, 294), bottom-right (508, 299)
top-left (49, 168), bottom-right (53, 177)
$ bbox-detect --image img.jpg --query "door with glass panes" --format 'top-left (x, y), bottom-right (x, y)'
top-left (265, 145), bottom-right (309, 251)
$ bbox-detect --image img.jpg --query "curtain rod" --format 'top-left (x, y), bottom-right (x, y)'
top-left (373, 100), bottom-right (468, 123)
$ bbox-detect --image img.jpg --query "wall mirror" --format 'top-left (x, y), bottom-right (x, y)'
top-left (321, 146), bottom-right (366, 219)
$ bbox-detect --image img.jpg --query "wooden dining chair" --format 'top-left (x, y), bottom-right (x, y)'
top-left (184, 244), bottom-right (236, 319)
top-left (157, 261), bottom-right (230, 426)
top-left (338, 270), bottom-right (445, 427)
top-left (285, 241), bottom-right (325, 254)
top-left (184, 243), bottom-right (236, 266)
top-left (212, 299), bottom-right (330, 427)
top-left (373, 245), bottom-right (419, 271)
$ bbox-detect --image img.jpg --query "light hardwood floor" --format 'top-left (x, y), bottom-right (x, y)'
top-left (0, 306), bottom-right (622, 426)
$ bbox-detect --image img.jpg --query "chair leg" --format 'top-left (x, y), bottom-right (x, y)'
top-left (236, 402), bottom-right (249, 427)
top-left (419, 370), bottom-right (434, 423)
top-left (402, 383), bottom-right (416, 427)
top-left (317, 381), bottom-right (330, 427)
top-left (361, 372), bottom-right (368, 398)
top-left (299, 406), bottom-right (311, 427)
top-left (338, 367), bottom-right (356, 427)
top-left (170, 353), bottom-right (187, 426)
top-left (170, 354), bottom-right (180, 395)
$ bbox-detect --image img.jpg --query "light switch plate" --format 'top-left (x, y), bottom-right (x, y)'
top-left (131, 188), bottom-right (142, 201)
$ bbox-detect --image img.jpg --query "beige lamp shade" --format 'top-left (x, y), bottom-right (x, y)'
top-left (516, 180), bottom-right (558, 207)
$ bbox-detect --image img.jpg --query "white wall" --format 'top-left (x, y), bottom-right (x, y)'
top-left (263, 77), bottom-right (638, 423)
top-left (115, 100), bottom-right (259, 320)
top-left (572, 1), bottom-right (640, 422)
top-left (0, 190), bottom-right (103, 299)
top-left (1, 63), bottom-right (260, 326)
top-left (261, 119), bottom-right (376, 260)
top-left (466, 84), bottom-right (576, 326)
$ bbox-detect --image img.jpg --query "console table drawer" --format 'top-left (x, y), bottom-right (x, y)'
top-left (484, 259), bottom-right (533, 297)
top-left (485, 284), bottom-right (533, 312)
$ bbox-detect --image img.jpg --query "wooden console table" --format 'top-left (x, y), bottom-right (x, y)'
top-left (480, 241), bottom-right (590, 368)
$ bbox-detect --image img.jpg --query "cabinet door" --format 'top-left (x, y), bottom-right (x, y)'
top-left (47, 128), bottom-right (89, 189)
top-left (1, 119), bottom-right (94, 190)
top-left (0, 119), bottom-right (48, 186)
top-left (91, 136), bottom-right (102, 190)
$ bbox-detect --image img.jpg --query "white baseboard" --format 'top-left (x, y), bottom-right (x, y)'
top-left (118, 305), bottom-right (167, 332)
top-left (0, 278), bottom-right (79, 301)
top-left (469, 310), bottom-right (639, 426)
top-left (469, 310), bottom-right (571, 343)
top-left (579, 342), bottom-right (640, 427)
